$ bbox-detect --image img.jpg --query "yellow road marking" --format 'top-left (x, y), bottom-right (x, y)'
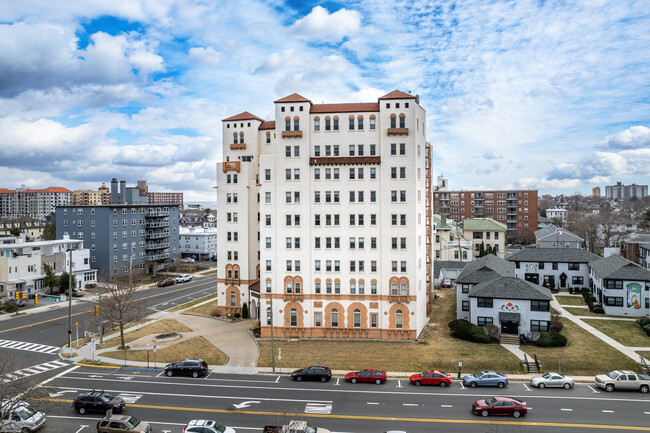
top-left (40, 398), bottom-right (650, 431)
top-left (0, 279), bottom-right (214, 334)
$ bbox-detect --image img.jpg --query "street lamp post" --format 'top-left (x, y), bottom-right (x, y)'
top-left (68, 248), bottom-right (73, 349)
top-left (269, 294), bottom-right (275, 373)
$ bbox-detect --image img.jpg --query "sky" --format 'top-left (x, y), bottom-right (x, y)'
top-left (1, 0), bottom-right (649, 204)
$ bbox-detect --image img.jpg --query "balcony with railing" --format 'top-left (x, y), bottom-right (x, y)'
top-left (147, 250), bottom-right (170, 261)
top-left (282, 130), bottom-right (303, 138)
top-left (146, 230), bottom-right (169, 239)
top-left (146, 240), bottom-right (169, 250)
top-left (309, 156), bottom-right (380, 166)
top-left (283, 293), bottom-right (304, 302)
top-left (146, 209), bottom-right (169, 217)
top-left (222, 161), bottom-right (241, 173)
top-left (387, 128), bottom-right (409, 136)
top-left (230, 142), bottom-right (246, 150)
top-left (388, 294), bottom-right (411, 303)
top-left (146, 219), bottom-right (169, 228)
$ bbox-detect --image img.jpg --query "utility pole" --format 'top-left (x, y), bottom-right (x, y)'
top-left (270, 294), bottom-right (275, 373)
top-left (68, 248), bottom-right (73, 348)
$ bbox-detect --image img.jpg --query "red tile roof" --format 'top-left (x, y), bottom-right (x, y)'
top-left (379, 90), bottom-right (416, 100)
top-left (274, 93), bottom-right (311, 103)
top-left (22, 187), bottom-right (72, 193)
top-left (310, 103), bottom-right (379, 114)
top-left (259, 121), bottom-right (276, 130)
top-left (0, 188), bottom-right (16, 194)
top-left (222, 111), bottom-right (265, 122)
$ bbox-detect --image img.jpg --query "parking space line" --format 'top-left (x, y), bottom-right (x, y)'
top-left (587, 385), bottom-right (600, 393)
top-left (397, 380), bottom-right (402, 388)
top-left (459, 382), bottom-right (465, 389)
top-left (522, 383), bottom-right (531, 391)
top-left (276, 376), bottom-right (280, 383)
top-left (335, 378), bottom-right (340, 386)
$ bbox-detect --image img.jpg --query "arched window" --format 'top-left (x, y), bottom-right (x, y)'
top-left (265, 280), bottom-right (272, 293)
top-left (266, 131), bottom-right (271, 144)
top-left (391, 282), bottom-right (398, 295)
top-left (357, 115), bottom-right (364, 130)
top-left (233, 132), bottom-right (238, 144)
top-left (396, 310), bottom-right (403, 329)
top-left (325, 116), bottom-right (331, 131)
top-left (266, 307), bottom-right (272, 325)
top-left (295, 280), bottom-right (301, 293)
top-left (285, 116), bottom-right (291, 131)
top-left (227, 268), bottom-right (233, 279)
top-left (293, 116), bottom-right (300, 131)
top-left (234, 268), bottom-right (239, 279)
top-left (331, 309), bottom-right (339, 327)
top-left (390, 113), bottom-right (397, 128)
top-left (369, 114), bottom-right (376, 130)
top-left (399, 113), bottom-right (406, 128)
top-left (353, 309), bottom-right (361, 328)
top-left (348, 115), bottom-right (355, 130)
top-left (350, 280), bottom-right (356, 294)
top-left (286, 280), bottom-right (293, 293)
top-left (239, 132), bottom-right (244, 143)
top-left (290, 308), bottom-right (298, 327)
top-left (400, 283), bottom-right (407, 295)
top-left (230, 291), bottom-right (236, 307)
top-left (314, 116), bottom-right (320, 132)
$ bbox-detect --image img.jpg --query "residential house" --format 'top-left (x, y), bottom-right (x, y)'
top-left (537, 215), bottom-right (554, 229)
top-left (506, 248), bottom-right (599, 291)
top-left (462, 218), bottom-right (507, 259)
top-left (179, 227), bottom-right (217, 259)
top-left (546, 208), bottom-right (568, 222)
top-left (433, 214), bottom-right (471, 261)
top-left (589, 254), bottom-right (650, 316)
top-left (434, 260), bottom-right (466, 287)
top-left (535, 225), bottom-right (584, 249)
top-left (620, 233), bottom-right (650, 265)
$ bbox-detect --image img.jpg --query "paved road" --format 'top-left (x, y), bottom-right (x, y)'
top-left (37, 365), bottom-right (650, 433)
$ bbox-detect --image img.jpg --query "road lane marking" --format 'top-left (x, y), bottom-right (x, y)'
top-left (38, 398), bottom-right (650, 431)
top-left (522, 383), bottom-right (531, 391)
top-left (75, 426), bottom-right (89, 433)
top-left (603, 410), bottom-right (614, 413)
top-left (403, 403), bottom-right (418, 406)
top-left (561, 408), bottom-right (573, 411)
top-left (645, 412), bottom-right (650, 414)
top-left (441, 405), bottom-right (453, 408)
top-left (305, 403), bottom-right (332, 414)
top-left (52, 375), bottom-right (650, 403)
top-left (588, 385), bottom-right (600, 393)
top-left (367, 402), bottom-right (379, 405)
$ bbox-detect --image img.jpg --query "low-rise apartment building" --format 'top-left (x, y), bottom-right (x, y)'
top-left (535, 226), bottom-right (584, 249)
top-left (179, 227), bottom-right (217, 259)
top-left (507, 248), bottom-right (599, 290)
top-left (433, 214), bottom-right (471, 261)
top-left (462, 218), bottom-right (506, 259)
top-left (589, 254), bottom-right (650, 316)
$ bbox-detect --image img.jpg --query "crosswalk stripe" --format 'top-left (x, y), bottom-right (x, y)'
top-left (0, 339), bottom-right (59, 354)
top-left (1, 360), bottom-right (70, 383)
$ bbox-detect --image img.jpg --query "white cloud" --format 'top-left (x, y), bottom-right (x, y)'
top-left (189, 46), bottom-right (223, 67)
top-left (291, 6), bottom-right (362, 42)
top-left (598, 125), bottom-right (650, 150)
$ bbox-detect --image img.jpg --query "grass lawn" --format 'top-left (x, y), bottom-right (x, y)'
top-left (637, 351), bottom-right (650, 359)
top-left (555, 296), bottom-right (586, 306)
top-left (100, 319), bottom-right (192, 349)
top-left (182, 299), bottom-right (218, 317)
top-left (562, 307), bottom-right (604, 318)
top-left (529, 318), bottom-right (640, 375)
top-left (201, 269), bottom-right (218, 275)
top-left (582, 319), bottom-right (649, 347)
top-left (101, 336), bottom-right (227, 365)
top-left (258, 290), bottom-right (522, 374)
top-left (167, 293), bottom-right (218, 313)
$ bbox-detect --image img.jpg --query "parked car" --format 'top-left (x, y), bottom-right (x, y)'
top-left (440, 279), bottom-right (453, 288)
top-left (72, 390), bottom-right (125, 415)
top-left (210, 256), bottom-right (218, 262)
top-left (463, 371), bottom-right (509, 388)
top-left (291, 366), bottom-right (332, 382)
top-left (157, 277), bottom-right (175, 287)
top-left (97, 415), bottom-right (151, 433)
top-left (72, 288), bottom-right (85, 297)
top-left (181, 258), bottom-right (195, 263)
top-left (595, 370), bottom-right (650, 393)
top-left (530, 372), bottom-right (574, 389)
top-left (175, 274), bottom-right (192, 283)
top-left (184, 419), bottom-right (235, 433)
top-left (345, 369), bottom-right (386, 384)
top-left (164, 359), bottom-right (209, 378)
top-left (264, 420), bottom-right (329, 433)
top-left (472, 396), bottom-right (527, 417)
top-left (0, 399), bottom-right (46, 433)
top-left (409, 370), bottom-right (452, 387)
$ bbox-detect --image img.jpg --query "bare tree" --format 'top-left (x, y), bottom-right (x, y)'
top-left (565, 211), bottom-right (599, 253)
top-left (0, 353), bottom-right (52, 420)
top-left (100, 267), bottom-right (146, 350)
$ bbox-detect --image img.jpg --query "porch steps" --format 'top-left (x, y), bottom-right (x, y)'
top-left (499, 333), bottom-right (519, 345)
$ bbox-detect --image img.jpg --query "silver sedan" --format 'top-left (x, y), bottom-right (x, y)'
top-left (530, 372), bottom-right (574, 389)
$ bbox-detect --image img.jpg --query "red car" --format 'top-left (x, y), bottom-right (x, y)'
top-left (409, 370), bottom-right (452, 387)
top-left (345, 369), bottom-right (387, 384)
top-left (472, 396), bottom-right (527, 417)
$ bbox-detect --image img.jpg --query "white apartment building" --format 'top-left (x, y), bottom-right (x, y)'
top-left (0, 186), bottom-right (73, 220)
top-left (217, 91), bottom-right (431, 340)
top-left (179, 227), bottom-right (217, 259)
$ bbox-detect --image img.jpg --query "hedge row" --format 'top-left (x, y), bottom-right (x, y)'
top-left (448, 319), bottom-right (491, 344)
top-left (534, 331), bottom-right (567, 347)
top-left (636, 317), bottom-right (650, 336)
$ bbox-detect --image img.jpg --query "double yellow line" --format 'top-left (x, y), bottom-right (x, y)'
top-left (41, 398), bottom-right (650, 430)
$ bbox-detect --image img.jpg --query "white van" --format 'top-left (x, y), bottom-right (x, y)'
top-left (0, 400), bottom-right (46, 432)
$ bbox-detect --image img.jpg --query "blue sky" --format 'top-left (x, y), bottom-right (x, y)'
top-left (1, 0), bottom-right (649, 203)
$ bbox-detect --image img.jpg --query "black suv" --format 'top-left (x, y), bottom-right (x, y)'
top-left (72, 390), bottom-right (125, 415)
top-left (164, 358), bottom-right (209, 377)
top-left (291, 365), bottom-right (332, 382)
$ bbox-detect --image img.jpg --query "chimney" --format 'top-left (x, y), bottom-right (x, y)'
top-left (120, 180), bottom-right (126, 204)
top-left (441, 215), bottom-right (447, 226)
top-left (111, 178), bottom-right (118, 204)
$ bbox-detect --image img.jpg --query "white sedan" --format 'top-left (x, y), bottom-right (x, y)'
top-left (175, 274), bottom-right (192, 283)
top-left (530, 372), bottom-right (574, 389)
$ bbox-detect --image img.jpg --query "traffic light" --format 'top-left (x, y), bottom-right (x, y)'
top-left (95, 305), bottom-right (99, 316)
top-left (22, 291), bottom-right (26, 300)
top-left (15, 291), bottom-right (18, 301)
top-left (34, 293), bottom-right (38, 305)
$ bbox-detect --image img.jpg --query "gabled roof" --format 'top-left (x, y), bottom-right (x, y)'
top-left (538, 215), bottom-right (553, 223)
top-left (259, 121), bottom-right (275, 130)
top-left (310, 103), bottom-right (379, 114)
top-left (589, 254), bottom-right (650, 281)
top-left (535, 225), bottom-right (582, 242)
top-left (434, 260), bottom-right (467, 274)
top-left (469, 277), bottom-right (552, 301)
top-left (463, 218), bottom-right (507, 232)
top-left (626, 233), bottom-right (650, 244)
top-left (379, 90), bottom-right (416, 100)
top-left (506, 248), bottom-right (599, 263)
top-left (456, 255), bottom-right (515, 284)
top-left (274, 93), bottom-right (311, 103)
top-left (222, 111), bottom-right (265, 122)
top-left (640, 243), bottom-right (650, 251)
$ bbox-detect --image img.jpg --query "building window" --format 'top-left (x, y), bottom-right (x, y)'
top-left (604, 296), bottom-right (623, 307)
top-left (531, 300), bottom-right (550, 312)
top-left (369, 117), bottom-right (376, 130)
top-left (314, 118), bottom-right (320, 131)
top-left (371, 313), bottom-right (377, 328)
top-left (315, 312), bottom-right (322, 326)
top-left (230, 292), bottom-right (236, 307)
top-left (462, 301), bottom-right (469, 311)
top-left (266, 307), bottom-right (272, 325)
top-left (290, 308), bottom-right (297, 327)
top-left (531, 320), bottom-right (550, 332)
top-left (331, 309), bottom-right (339, 327)
top-left (568, 263), bottom-right (580, 271)
top-left (477, 317), bottom-right (493, 326)
top-left (353, 309), bottom-right (361, 328)
top-left (395, 310), bottom-right (403, 329)
top-left (605, 280), bottom-right (623, 289)
top-left (477, 297), bottom-right (493, 308)
top-left (572, 276), bottom-right (584, 285)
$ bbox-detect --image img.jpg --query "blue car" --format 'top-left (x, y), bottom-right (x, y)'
top-left (463, 370), bottom-right (509, 388)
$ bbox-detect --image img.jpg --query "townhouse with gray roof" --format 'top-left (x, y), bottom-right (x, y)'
top-left (507, 248), bottom-right (599, 291)
top-left (455, 254), bottom-right (552, 336)
top-left (589, 254), bottom-right (650, 316)
top-left (534, 225), bottom-right (584, 249)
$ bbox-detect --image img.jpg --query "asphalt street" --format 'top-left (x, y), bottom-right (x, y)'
top-left (38, 365), bottom-right (650, 433)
